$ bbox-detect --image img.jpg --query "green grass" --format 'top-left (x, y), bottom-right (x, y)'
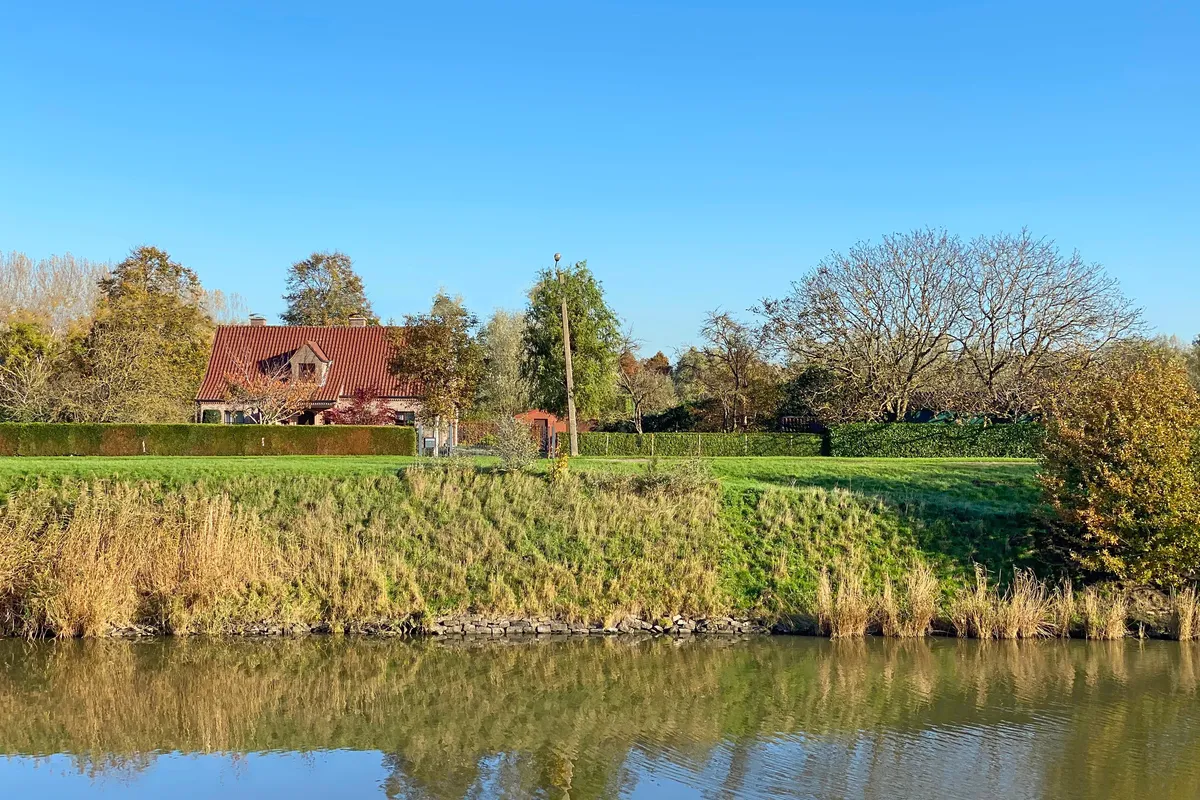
top-left (0, 454), bottom-right (1041, 576)
top-left (0, 454), bottom-right (1038, 504)
top-left (0, 455), bottom-right (1045, 635)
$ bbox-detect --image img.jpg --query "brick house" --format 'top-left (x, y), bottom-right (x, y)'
top-left (195, 316), bottom-right (422, 425)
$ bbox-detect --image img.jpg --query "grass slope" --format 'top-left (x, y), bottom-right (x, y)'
top-left (0, 456), bottom-right (1043, 636)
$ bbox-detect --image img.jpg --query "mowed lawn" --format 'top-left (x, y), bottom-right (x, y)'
top-left (0, 454), bottom-right (1041, 518)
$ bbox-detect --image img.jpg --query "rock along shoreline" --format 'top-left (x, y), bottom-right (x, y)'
top-left (98, 614), bottom-right (778, 639)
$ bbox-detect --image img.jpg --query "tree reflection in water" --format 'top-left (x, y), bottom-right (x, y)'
top-left (0, 636), bottom-right (1197, 799)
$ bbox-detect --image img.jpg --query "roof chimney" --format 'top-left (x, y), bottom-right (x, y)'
top-left (348, 315), bottom-right (367, 328)
top-left (248, 314), bottom-right (267, 327)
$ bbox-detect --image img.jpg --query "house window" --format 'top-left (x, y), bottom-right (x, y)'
top-left (299, 363), bottom-right (317, 379)
top-left (395, 411), bottom-right (416, 426)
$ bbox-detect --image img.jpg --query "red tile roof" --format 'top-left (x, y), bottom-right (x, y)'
top-left (303, 340), bottom-right (330, 362)
top-left (196, 325), bottom-right (421, 402)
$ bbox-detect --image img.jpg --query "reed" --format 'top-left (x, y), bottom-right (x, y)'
top-left (1168, 586), bottom-right (1199, 642)
top-left (816, 569), bottom-right (835, 636)
top-left (949, 565), bottom-right (998, 639)
top-left (878, 577), bottom-right (901, 637)
top-left (1049, 578), bottom-right (1075, 638)
top-left (995, 569), bottom-right (1051, 640)
top-left (815, 568), bottom-right (871, 639)
top-left (877, 561), bottom-right (939, 638)
top-left (1081, 586), bottom-right (1128, 640)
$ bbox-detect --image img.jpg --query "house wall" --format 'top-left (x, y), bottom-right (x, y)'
top-left (289, 346), bottom-right (331, 385)
top-left (197, 398), bottom-right (422, 425)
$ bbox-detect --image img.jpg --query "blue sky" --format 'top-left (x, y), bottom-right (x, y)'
top-left (2, 1), bottom-right (1197, 354)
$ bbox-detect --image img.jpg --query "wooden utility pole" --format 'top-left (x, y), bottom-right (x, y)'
top-left (555, 253), bottom-right (579, 457)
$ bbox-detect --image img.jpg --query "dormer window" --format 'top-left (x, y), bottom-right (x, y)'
top-left (289, 340), bottom-right (331, 386)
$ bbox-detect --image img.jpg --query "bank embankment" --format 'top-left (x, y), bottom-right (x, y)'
top-left (0, 461), bottom-right (1177, 639)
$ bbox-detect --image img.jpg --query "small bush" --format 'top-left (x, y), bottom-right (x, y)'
top-left (493, 416), bottom-right (539, 472)
top-left (829, 422), bottom-right (1042, 458)
top-left (1040, 344), bottom-right (1200, 588)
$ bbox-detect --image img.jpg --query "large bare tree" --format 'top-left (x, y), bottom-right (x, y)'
top-left (759, 228), bottom-right (1141, 421)
top-left (950, 229), bottom-right (1142, 417)
top-left (758, 229), bottom-right (964, 421)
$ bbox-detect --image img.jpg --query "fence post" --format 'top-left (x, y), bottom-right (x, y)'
top-left (697, 434), bottom-right (702, 456)
top-left (606, 433), bottom-right (610, 456)
top-left (744, 433), bottom-right (748, 455)
top-left (650, 433), bottom-right (655, 457)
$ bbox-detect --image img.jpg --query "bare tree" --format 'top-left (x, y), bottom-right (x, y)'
top-left (699, 311), bottom-right (762, 431)
top-left (223, 353), bottom-right (316, 424)
top-left (615, 332), bottom-right (676, 434)
top-left (758, 229), bottom-right (965, 421)
top-left (0, 355), bottom-right (59, 421)
top-left (202, 289), bottom-right (251, 325)
top-left (0, 251), bottom-right (108, 334)
top-left (950, 229), bottom-right (1142, 417)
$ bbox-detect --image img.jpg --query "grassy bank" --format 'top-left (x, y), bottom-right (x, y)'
top-left (0, 455), bottom-right (1059, 637)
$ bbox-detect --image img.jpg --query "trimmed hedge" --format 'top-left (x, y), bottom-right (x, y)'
top-left (0, 423), bottom-right (418, 457)
top-left (828, 422), bottom-right (1042, 458)
top-left (578, 432), bottom-right (825, 457)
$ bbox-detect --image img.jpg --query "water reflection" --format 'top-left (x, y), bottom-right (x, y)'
top-left (0, 636), bottom-right (1197, 799)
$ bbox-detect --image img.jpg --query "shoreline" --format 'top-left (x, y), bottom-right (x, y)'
top-left (28, 612), bottom-right (1184, 641)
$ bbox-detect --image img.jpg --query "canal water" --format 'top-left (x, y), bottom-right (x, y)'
top-left (0, 636), bottom-right (1196, 799)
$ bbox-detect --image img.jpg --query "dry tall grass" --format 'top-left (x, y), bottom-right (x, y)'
top-left (1049, 578), bottom-right (1075, 638)
top-left (947, 567), bottom-right (1057, 640)
top-left (0, 469), bottom-right (731, 637)
top-left (877, 561), bottom-right (938, 637)
top-left (1081, 586), bottom-right (1128, 640)
top-left (949, 565), bottom-right (998, 639)
top-left (816, 569), bottom-right (871, 638)
top-left (1168, 587), bottom-right (1199, 642)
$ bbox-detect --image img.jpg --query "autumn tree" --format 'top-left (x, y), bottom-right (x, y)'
top-left (223, 353), bottom-right (316, 424)
top-left (644, 351), bottom-right (671, 376)
top-left (324, 387), bottom-right (394, 425)
top-left (0, 320), bottom-right (61, 421)
top-left (476, 309), bottom-right (532, 417)
top-left (391, 292), bottom-right (485, 453)
top-left (67, 246), bottom-right (214, 422)
top-left (1188, 335), bottom-right (1200, 393)
top-left (281, 251), bottom-right (375, 326)
top-left (1040, 342), bottom-right (1200, 587)
top-left (522, 260), bottom-right (622, 419)
top-left (615, 334), bottom-right (677, 434)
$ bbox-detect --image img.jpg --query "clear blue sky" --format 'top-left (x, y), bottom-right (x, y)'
top-left (2, 1), bottom-right (1196, 354)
